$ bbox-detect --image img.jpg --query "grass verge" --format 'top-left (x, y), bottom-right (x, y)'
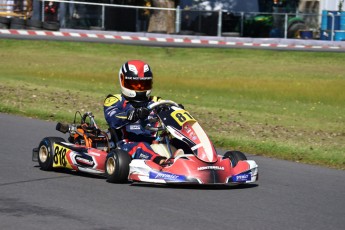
top-left (0, 39), bottom-right (344, 169)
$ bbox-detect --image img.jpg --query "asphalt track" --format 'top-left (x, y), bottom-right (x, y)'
top-left (1, 28), bottom-right (345, 52)
top-left (1, 113), bottom-right (345, 230)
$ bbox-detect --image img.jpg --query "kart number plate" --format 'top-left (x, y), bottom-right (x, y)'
top-left (53, 144), bottom-right (72, 169)
top-left (171, 110), bottom-right (196, 126)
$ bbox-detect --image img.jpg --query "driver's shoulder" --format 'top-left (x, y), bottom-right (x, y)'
top-left (104, 94), bottom-right (123, 107)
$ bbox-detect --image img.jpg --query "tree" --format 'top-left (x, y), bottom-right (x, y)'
top-left (147, 0), bottom-right (176, 34)
top-left (111, 0), bottom-right (178, 33)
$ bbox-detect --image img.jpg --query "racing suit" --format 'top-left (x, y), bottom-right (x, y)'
top-left (103, 94), bottom-right (164, 164)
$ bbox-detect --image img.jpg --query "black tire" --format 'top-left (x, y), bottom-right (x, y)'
top-left (42, 21), bottom-right (60, 31)
top-left (287, 22), bottom-right (307, 38)
top-left (0, 22), bottom-right (8, 29)
top-left (223, 150), bottom-right (247, 167)
top-left (38, 137), bottom-right (65, 171)
top-left (25, 26), bottom-right (43, 31)
top-left (10, 17), bottom-right (25, 26)
top-left (89, 26), bottom-right (103, 31)
top-left (178, 30), bottom-right (195, 35)
top-left (10, 23), bottom-right (26, 29)
top-left (222, 32), bottom-right (240, 37)
top-left (105, 149), bottom-right (131, 183)
top-left (26, 19), bottom-right (42, 28)
top-left (0, 17), bottom-right (10, 25)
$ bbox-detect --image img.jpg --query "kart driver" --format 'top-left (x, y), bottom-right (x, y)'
top-left (103, 60), bottom-right (168, 165)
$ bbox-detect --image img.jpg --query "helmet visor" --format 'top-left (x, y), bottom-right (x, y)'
top-left (123, 76), bottom-right (152, 91)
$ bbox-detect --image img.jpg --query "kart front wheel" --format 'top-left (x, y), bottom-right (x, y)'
top-left (223, 151), bottom-right (247, 167)
top-left (38, 137), bottom-right (65, 171)
top-left (106, 149), bottom-right (131, 183)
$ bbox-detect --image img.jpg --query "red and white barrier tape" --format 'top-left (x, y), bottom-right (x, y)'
top-left (1, 29), bottom-right (344, 51)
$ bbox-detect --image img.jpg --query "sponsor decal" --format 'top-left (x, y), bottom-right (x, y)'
top-left (104, 97), bottom-right (119, 106)
top-left (125, 76), bottom-right (152, 80)
top-left (184, 125), bottom-right (198, 141)
top-left (138, 153), bottom-right (150, 159)
top-left (149, 171), bottom-right (187, 182)
top-left (129, 125), bottom-right (141, 130)
top-left (75, 156), bottom-right (94, 166)
top-left (143, 64), bottom-right (150, 73)
top-left (232, 173), bottom-right (251, 182)
top-left (197, 166), bottom-right (225, 171)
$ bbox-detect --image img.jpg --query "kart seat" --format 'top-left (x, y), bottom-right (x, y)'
top-left (150, 143), bottom-right (175, 158)
top-left (108, 127), bottom-right (123, 148)
top-left (173, 149), bottom-right (185, 158)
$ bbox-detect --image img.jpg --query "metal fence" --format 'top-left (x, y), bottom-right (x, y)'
top-left (5, 0), bottom-right (345, 41)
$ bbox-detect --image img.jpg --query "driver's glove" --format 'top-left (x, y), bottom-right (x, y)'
top-left (127, 107), bottom-right (150, 122)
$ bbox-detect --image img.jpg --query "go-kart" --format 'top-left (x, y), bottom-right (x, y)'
top-left (32, 100), bottom-right (258, 185)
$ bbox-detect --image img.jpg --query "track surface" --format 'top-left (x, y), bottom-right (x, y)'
top-left (1, 113), bottom-right (344, 230)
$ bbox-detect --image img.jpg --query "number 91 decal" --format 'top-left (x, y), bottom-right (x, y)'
top-left (171, 110), bottom-right (196, 126)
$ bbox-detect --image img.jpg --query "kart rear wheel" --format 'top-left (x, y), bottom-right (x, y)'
top-left (223, 151), bottom-right (247, 167)
top-left (106, 149), bottom-right (131, 183)
top-left (38, 137), bottom-right (65, 171)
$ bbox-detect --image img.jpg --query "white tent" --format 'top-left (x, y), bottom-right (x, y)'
top-left (321, 0), bottom-right (343, 11)
top-left (298, 0), bottom-right (343, 17)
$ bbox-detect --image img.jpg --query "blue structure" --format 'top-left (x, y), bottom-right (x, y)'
top-left (320, 10), bottom-right (345, 41)
top-left (335, 31), bottom-right (345, 41)
top-left (341, 11), bottom-right (345, 30)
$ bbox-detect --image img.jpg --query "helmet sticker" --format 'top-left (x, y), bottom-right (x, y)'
top-left (128, 64), bottom-right (138, 75)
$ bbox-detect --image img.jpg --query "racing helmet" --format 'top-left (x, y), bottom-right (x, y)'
top-left (118, 60), bottom-right (153, 102)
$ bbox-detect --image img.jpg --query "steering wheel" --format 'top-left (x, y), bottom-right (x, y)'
top-left (147, 100), bottom-right (179, 111)
top-left (145, 100), bottom-right (180, 132)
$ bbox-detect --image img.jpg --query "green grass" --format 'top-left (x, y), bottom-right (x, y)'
top-left (1, 39), bottom-right (344, 169)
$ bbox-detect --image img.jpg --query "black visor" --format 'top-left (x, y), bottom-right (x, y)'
top-left (124, 76), bottom-right (152, 91)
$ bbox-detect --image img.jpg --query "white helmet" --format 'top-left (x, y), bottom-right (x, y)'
top-left (118, 60), bottom-right (153, 102)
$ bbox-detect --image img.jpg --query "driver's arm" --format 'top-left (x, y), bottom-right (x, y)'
top-left (104, 94), bottom-right (131, 129)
